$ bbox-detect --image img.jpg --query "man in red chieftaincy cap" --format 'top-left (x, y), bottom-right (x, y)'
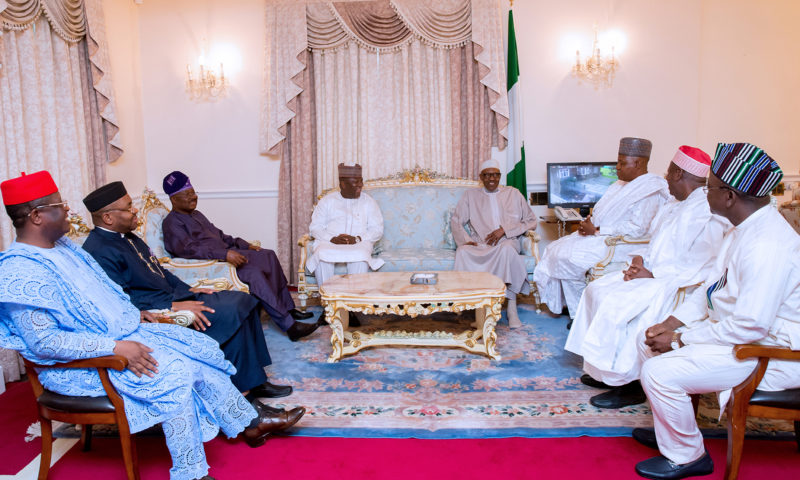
top-left (0, 171), bottom-right (304, 480)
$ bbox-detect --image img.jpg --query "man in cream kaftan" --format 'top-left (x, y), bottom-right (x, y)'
top-left (307, 164), bottom-right (384, 286)
top-left (451, 159), bottom-right (538, 326)
top-left (566, 146), bottom-right (727, 402)
top-left (632, 143), bottom-right (800, 479)
top-left (534, 137), bottom-right (669, 318)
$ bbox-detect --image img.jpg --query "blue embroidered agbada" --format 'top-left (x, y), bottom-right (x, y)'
top-left (0, 238), bottom-right (257, 480)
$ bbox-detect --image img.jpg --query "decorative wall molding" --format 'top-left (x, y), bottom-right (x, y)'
top-left (133, 189), bottom-right (279, 205)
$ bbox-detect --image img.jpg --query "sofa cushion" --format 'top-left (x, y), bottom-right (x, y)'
top-left (367, 185), bottom-right (474, 251)
top-left (378, 248), bottom-right (456, 272)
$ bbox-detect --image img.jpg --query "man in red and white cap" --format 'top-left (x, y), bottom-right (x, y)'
top-left (0, 171), bottom-right (304, 480)
top-left (564, 146), bottom-right (730, 409)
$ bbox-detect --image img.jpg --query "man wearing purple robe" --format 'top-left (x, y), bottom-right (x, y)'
top-left (161, 171), bottom-right (319, 342)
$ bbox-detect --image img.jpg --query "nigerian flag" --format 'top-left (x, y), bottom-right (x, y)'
top-left (505, 9), bottom-right (527, 199)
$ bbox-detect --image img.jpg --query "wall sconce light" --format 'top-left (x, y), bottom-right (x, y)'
top-left (572, 25), bottom-right (619, 88)
top-left (186, 46), bottom-right (227, 101)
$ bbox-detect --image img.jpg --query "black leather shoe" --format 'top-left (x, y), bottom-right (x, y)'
top-left (242, 406), bottom-right (305, 447)
top-left (635, 451), bottom-right (713, 479)
top-left (590, 381), bottom-right (647, 409)
top-left (290, 308), bottom-right (314, 320)
top-left (633, 428), bottom-right (658, 449)
top-left (566, 319), bottom-right (573, 330)
top-left (249, 381), bottom-right (293, 399)
top-left (580, 374), bottom-right (612, 389)
top-left (287, 320), bottom-right (319, 341)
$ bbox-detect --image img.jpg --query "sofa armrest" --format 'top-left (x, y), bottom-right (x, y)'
top-left (161, 262), bottom-right (250, 293)
top-left (587, 235), bottom-right (650, 281)
top-left (521, 230), bottom-right (541, 262)
top-left (297, 234), bottom-right (315, 303)
top-left (146, 309), bottom-right (197, 327)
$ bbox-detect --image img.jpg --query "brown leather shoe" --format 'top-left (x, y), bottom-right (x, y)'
top-left (242, 406), bottom-right (306, 447)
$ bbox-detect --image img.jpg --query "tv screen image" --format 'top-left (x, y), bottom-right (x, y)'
top-left (546, 162), bottom-right (618, 215)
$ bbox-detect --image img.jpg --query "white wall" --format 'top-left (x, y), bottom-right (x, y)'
top-left (101, 0), bottom-right (800, 251)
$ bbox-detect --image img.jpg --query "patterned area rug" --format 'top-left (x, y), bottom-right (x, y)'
top-left (263, 305), bottom-right (794, 439)
top-left (46, 305), bottom-right (793, 440)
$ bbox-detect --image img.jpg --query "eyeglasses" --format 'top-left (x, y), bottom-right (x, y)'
top-left (27, 201), bottom-right (69, 216)
top-left (101, 205), bottom-right (136, 214)
top-left (702, 186), bottom-right (731, 194)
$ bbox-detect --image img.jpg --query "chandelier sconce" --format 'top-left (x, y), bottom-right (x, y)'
top-left (572, 25), bottom-right (619, 88)
top-left (186, 50), bottom-right (227, 101)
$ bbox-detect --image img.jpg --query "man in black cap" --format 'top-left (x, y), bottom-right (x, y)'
top-left (160, 171), bottom-right (319, 342)
top-left (82, 181), bottom-right (292, 402)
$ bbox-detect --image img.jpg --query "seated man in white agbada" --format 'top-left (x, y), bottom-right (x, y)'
top-left (534, 137), bottom-right (670, 321)
top-left (630, 142), bottom-right (800, 480)
top-left (307, 163), bottom-right (384, 286)
top-left (451, 159), bottom-right (538, 326)
top-left (564, 145), bottom-right (729, 409)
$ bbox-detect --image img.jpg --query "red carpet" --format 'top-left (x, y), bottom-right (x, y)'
top-left (0, 380), bottom-right (42, 474)
top-left (48, 434), bottom-right (799, 479)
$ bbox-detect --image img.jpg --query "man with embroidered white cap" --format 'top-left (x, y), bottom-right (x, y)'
top-left (451, 159), bottom-right (538, 327)
top-left (307, 163), bottom-right (384, 286)
top-left (631, 143), bottom-right (800, 479)
top-left (534, 137), bottom-right (670, 322)
top-left (564, 146), bottom-right (729, 410)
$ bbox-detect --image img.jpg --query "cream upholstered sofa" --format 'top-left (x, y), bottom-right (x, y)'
top-left (296, 168), bottom-right (541, 307)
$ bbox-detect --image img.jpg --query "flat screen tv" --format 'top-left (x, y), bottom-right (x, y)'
top-left (546, 162), bottom-right (618, 217)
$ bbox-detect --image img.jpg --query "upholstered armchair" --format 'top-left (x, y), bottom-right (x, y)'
top-left (586, 234), bottom-right (650, 282)
top-left (134, 189), bottom-right (250, 292)
top-left (722, 345), bottom-right (800, 480)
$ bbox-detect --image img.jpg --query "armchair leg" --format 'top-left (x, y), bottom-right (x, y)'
top-left (81, 424), bottom-right (93, 451)
top-left (38, 418), bottom-right (53, 480)
top-left (725, 406), bottom-right (747, 480)
top-left (117, 419), bottom-right (140, 480)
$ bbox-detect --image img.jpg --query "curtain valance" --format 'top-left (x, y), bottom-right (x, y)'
top-left (308, 0), bottom-right (471, 52)
top-left (261, 0), bottom-right (508, 155)
top-left (1, 0), bottom-right (122, 163)
top-left (0, 0), bottom-right (85, 43)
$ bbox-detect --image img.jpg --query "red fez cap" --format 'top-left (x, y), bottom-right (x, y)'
top-left (1, 171), bottom-right (59, 206)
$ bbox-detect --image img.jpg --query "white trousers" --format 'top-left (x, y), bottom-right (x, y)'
top-left (638, 338), bottom-right (800, 465)
top-left (315, 261), bottom-right (369, 286)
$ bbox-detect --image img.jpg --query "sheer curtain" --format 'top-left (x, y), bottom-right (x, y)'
top-left (0, 0), bottom-right (120, 385)
top-left (263, 0), bottom-right (509, 282)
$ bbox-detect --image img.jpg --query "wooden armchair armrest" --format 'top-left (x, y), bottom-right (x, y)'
top-left (734, 345), bottom-right (800, 361)
top-left (23, 355), bottom-right (130, 401)
top-left (26, 355), bottom-right (129, 372)
top-left (728, 345), bottom-right (800, 406)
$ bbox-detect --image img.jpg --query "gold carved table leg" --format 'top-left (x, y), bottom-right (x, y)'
top-left (322, 297), bottom-right (503, 362)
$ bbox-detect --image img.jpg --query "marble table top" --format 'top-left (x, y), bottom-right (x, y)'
top-left (319, 271), bottom-right (505, 301)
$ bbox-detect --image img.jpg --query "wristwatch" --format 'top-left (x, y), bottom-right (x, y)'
top-left (670, 332), bottom-right (681, 351)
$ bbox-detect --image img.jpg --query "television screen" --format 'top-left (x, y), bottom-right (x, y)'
top-left (546, 162), bottom-right (618, 211)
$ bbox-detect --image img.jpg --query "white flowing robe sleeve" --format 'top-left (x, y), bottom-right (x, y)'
top-left (600, 193), bottom-right (664, 237)
top-left (309, 196), bottom-right (335, 242)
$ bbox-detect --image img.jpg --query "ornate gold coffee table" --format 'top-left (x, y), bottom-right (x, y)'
top-left (319, 271), bottom-right (506, 362)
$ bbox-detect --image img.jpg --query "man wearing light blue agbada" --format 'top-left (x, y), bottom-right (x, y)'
top-left (0, 171), bottom-right (304, 480)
